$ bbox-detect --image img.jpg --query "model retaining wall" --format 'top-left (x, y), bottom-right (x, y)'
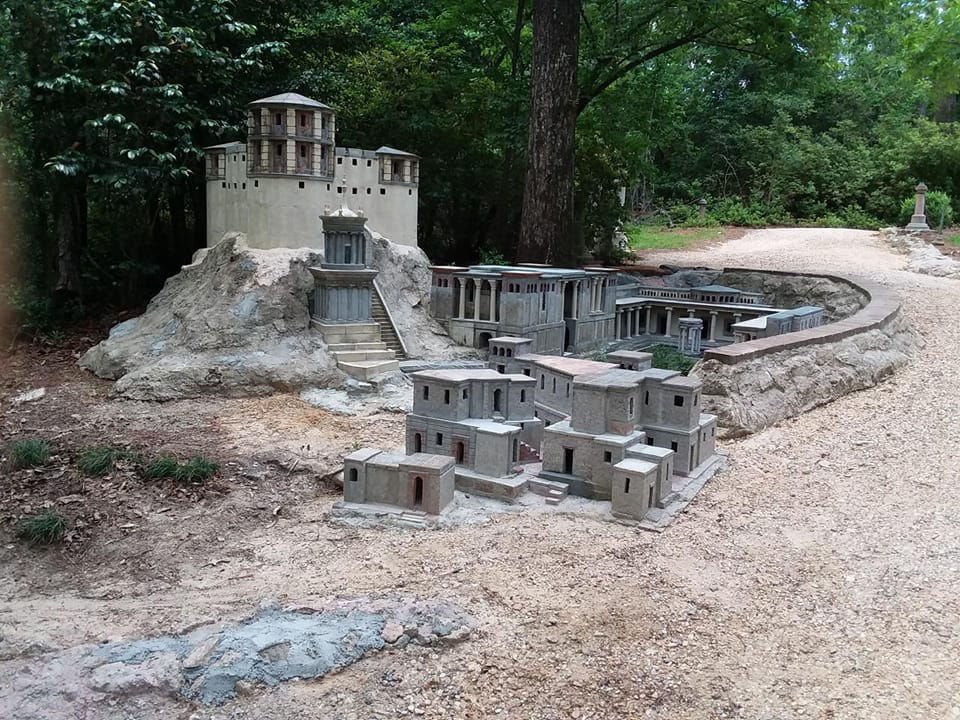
top-left (692, 268), bottom-right (919, 436)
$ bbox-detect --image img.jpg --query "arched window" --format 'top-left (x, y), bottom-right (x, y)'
top-left (520, 389), bottom-right (526, 402)
top-left (348, 468), bottom-right (358, 482)
top-left (413, 476), bottom-right (423, 506)
top-left (493, 388), bottom-right (502, 412)
top-left (414, 433), bottom-right (422, 453)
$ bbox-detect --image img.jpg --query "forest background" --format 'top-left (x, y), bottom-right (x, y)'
top-left (0, 0), bottom-right (957, 332)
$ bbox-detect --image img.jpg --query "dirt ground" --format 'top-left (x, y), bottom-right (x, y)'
top-left (2, 228), bottom-right (960, 719)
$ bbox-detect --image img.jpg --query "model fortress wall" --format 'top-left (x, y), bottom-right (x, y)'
top-left (204, 92), bottom-right (420, 249)
top-left (430, 266), bottom-right (824, 352)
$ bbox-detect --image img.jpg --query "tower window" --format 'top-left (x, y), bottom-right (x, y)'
top-left (352, 158), bottom-right (357, 165)
top-left (422, 385), bottom-right (429, 400)
top-left (275, 112), bottom-right (282, 125)
top-left (221, 182), bottom-right (226, 188)
top-left (409, 189), bottom-right (413, 195)
top-left (444, 389), bottom-right (450, 404)
top-left (337, 157), bottom-right (343, 164)
top-left (673, 395), bottom-right (684, 407)
top-left (254, 180), bottom-right (259, 188)
top-left (366, 188), bottom-right (371, 194)
top-left (367, 160), bottom-right (372, 167)
top-left (380, 188), bottom-right (386, 195)
top-left (327, 184), bottom-right (330, 190)
top-left (299, 181), bottom-right (305, 189)
top-left (352, 187), bottom-right (357, 194)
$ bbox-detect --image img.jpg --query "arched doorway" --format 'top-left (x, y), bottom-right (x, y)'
top-left (455, 441), bottom-right (465, 464)
top-left (348, 468), bottom-right (358, 482)
top-left (564, 327), bottom-right (570, 351)
top-left (414, 433), bottom-right (422, 453)
top-left (493, 388), bottom-right (502, 413)
top-left (413, 476), bottom-right (423, 507)
top-left (478, 332), bottom-right (492, 349)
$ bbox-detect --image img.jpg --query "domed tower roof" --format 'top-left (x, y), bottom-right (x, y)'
top-left (248, 92), bottom-right (333, 110)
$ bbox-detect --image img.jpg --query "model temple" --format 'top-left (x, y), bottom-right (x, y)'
top-left (204, 92), bottom-right (420, 249)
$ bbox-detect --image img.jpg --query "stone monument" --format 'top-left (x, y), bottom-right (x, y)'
top-left (906, 182), bottom-right (931, 231)
top-left (678, 317), bottom-right (703, 355)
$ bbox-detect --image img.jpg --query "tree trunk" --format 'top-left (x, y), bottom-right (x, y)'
top-left (517, 0), bottom-right (580, 265)
top-left (54, 184), bottom-right (84, 298)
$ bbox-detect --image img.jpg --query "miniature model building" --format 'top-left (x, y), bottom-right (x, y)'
top-left (429, 265), bottom-right (824, 354)
top-left (205, 92), bottom-right (419, 249)
top-left (731, 306), bottom-right (823, 342)
top-left (429, 264), bottom-right (617, 353)
top-left (343, 449), bottom-right (455, 515)
top-left (405, 368), bottom-right (542, 500)
top-left (308, 208), bottom-right (403, 379)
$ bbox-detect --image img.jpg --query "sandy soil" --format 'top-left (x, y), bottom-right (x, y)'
top-left (2, 228), bottom-right (959, 719)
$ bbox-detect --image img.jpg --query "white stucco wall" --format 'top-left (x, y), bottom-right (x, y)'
top-left (206, 146), bottom-right (419, 250)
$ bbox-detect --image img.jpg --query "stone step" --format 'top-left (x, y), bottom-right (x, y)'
top-left (326, 341), bottom-right (387, 352)
top-left (370, 292), bottom-right (406, 360)
top-left (332, 349), bottom-right (397, 362)
top-left (547, 488), bottom-right (566, 498)
top-left (528, 477), bottom-right (569, 497)
top-left (337, 359), bottom-right (400, 381)
top-left (545, 497), bottom-right (562, 506)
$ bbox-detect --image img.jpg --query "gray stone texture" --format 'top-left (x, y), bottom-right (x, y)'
top-left (80, 232), bottom-right (460, 399)
top-left (880, 227), bottom-right (960, 280)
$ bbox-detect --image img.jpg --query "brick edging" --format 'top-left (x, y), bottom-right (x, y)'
top-left (702, 269), bottom-right (901, 365)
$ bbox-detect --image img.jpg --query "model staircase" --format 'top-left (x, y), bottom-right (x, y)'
top-left (518, 440), bottom-right (542, 464)
top-left (327, 339), bottom-right (399, 380)
top-left (396, 509), bottom-right (429, 528)
top-left (370, 292), bottom-right (406, 359)
top-left (527, 477), bottom-right (569, 505)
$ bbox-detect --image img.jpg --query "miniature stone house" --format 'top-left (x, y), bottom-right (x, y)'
top-left (731, 306), bottom-right (823, 342)
top-left (205, 92), bottom-right (419, 249)
top-left (343, 448), bottom-right (455, 515)
top-left (405, 369), bottom-right (542, 500)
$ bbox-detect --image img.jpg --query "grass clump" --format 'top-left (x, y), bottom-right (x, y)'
top-left (649, 344), bottom-right (698, 375)
top-left (17, 510), bottom-right (67, 545)
top-left (175, 457), bottom-right (218, 483)
top-left (7, 439), bottom-right (52, 469)
top-left (145, 455), bottom-right (218, 483)
top-left (145, 456), bottom-right (180, 479)
top-left (947, 234), bottom-right (960, 247)
top-left (76, 446), bottom-right (122, 476)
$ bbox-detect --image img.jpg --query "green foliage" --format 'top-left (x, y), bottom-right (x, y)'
top-left (649, 345), bottom-right (697, 375)
top-left (899, 190), bottom-right (954, 228)
top-left (144, 456), bottom-right (179, 480)
top-left (947, 235), bottom-right (960, 247)
top-left (17, 510), bottom-right (67, 545)
top-left (144, 455), bottom-right (217, 482)
top-left (7, 439), bottom-right (52, 469)
top-left (478, 248), bottom-right (508, 266)
top-left (175, 457), bottom-right (219, 483)
top-left (76, 446), bottom-right (123, 476)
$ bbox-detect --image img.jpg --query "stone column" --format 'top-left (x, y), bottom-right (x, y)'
top-left (645, 307), bottom-right (652, 334)
top-left (458, 278), bottom-right (466, 319)
top-left (906, 182), bottom-right (931, 230)
top-left (615, 311), bottom-right (622, 339)
top-left (709, 311), bottom-right (718, 342)
top-left (573, 281), bottom-right (580, 318)
top-left (664, 307), bottom-right (673, 337)
top-left (490, 281), bottom-right (498, 323)
top-left (474, 279), bottom-right (482, 320)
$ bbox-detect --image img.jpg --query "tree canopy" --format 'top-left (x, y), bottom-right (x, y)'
top-left (0, 0), bottom-right (958, 326)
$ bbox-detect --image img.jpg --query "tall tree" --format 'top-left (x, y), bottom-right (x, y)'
top-left (517, 0), bottom-right (580, 264)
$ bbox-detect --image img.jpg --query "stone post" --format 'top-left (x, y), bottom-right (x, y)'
top-left (458, 278), bottom-right (466, 319)
top-left (473, 279), bottom-right (481, 320)
top-left (906, 182), bottom-right (931, 231)
top-left (645, 307), bottom-right (652, 334)
top-left (698, 198), bottom-right (707, 219)
top-left (489, 281), bottom-right (498, 322)
top-left (615, 311), bottom-right (622, 340)
top-left (709, 311), bottom-right (718, 342)
top-left (664, 307), bottom-right (673, 337)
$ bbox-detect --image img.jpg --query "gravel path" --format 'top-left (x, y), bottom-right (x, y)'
top-left (5, 228), bottom-right (959, 719)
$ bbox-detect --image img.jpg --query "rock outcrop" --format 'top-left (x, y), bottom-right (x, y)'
top-left (879, 227), bottom-right (960, 280)
top-left (80, 232), bottom-right (462, 400)
top-left (694, 312), bottom-right (921, 436)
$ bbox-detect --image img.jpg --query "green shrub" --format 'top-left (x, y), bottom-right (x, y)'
top-left (707, 198), bottom-right (792, 227)
top-left (899, 190), bottom-right (953, 228)
top-left (144, 456), bottom-right (179, 479)
top-left (76, 446), bottom-right (121, 476)
top-left (175, 457), bottom-right (218, 483)
top-left (17, 510), bottom-right (67, 545)
top-left (649, 344), bottom-right (697, 375)
top-left (7, 439), bottom-right (52, 469)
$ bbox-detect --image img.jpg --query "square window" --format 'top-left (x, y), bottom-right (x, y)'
top-left (603, 451), bottom-right (612, 463)
top-left (670, 441), bottom-right (678, 452)
top-left (352, 187), bottom-right (357, 194)
top-left (337, 157), bottom-right (343, 164)
top-left (366, 188), bottom-right (371, 194)
top-left (352, 158), bottom-right (357, 165)
top-left (221, 182), bottom-right (226, 188)
top-left (646, 437), bottom-right (654, 446)
top-left (337, 187), bottom-right (343, 194)
top-left (298, 181), bottom-right (305, 189)
top-left (367, 160), bottom-right (372, 167)
top-left (380, 188), bottom-right (386, 195)
top-left (436, 433), bottom-right (443, 445)
top-left (673, 395), bottom-right (684, 407)
top-left (254, 180), bottom-right (259, 188)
